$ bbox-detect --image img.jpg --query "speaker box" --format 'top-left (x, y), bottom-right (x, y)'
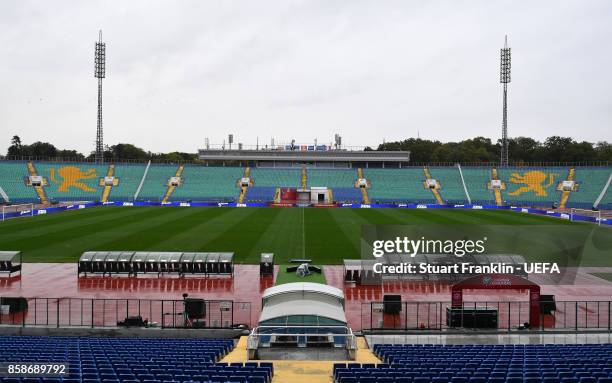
top-left (0, 297), bottom-right (28, 313)
top-left (446, 308), bottom-right (498, 328)
top-left (540, 295), bottom-right (556, 314)
top-left (383, 295), bottom-right (402, 314)
top-left (185, 298), bottom-right (206, 319)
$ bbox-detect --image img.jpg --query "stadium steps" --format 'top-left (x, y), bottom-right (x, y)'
top-left (492, 167), bottom-right (503, 206)
top-left (301, 166), bottom-right (308, 188)
top-left (429, 166), bottom-right (467, 204)
top-left (357, 168), bottom-right (370, 204)
top-left (559, 167), bottom-right (575, 208)
top-left (238, 167), bottom-right (251, 203)
top-left (423, 166), bottom-right (444, 204)
top-left (238, 186), bottom-right (247, 203)
top-left (26, 161), bottom-right (48, 204)
top-left (221, 337), bottom-right (378, 383)
top-left (221, 336), bottom-right (381, 383)
top-left (100, 164), bottom-right (115, 203)
top-left (161, 164), bottom-right (185, 203)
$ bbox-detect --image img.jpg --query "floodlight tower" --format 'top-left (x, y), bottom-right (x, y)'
top-left (94, 30), bottom-right (106, 163)
top-left (499, 35), bottom-right (511, 166)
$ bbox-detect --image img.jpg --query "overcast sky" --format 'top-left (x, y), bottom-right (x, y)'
top-left (1, 0), bottom-right (611, 155)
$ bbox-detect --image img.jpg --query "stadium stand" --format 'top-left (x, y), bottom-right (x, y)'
top-left (498, 166), bottom-right (566, 207)
top-left (332, 344), bottom-right (612, 383)
top-left (0, 336), bottom-right (273, 383)
top-left (602, 182), bottom-right (612, 210)
top-left (332, 188), bottom-right (363, 203)
top-left (461, 167), bottom-right (496, 205)
top-left (34, 162), bottom-right (105, 202)
top-left (136, 164), bottom-right (177, 202)
top-left (170, 165), bottom-right (243, 202)
top-left (110, 164), bottom-right (148, 201)
top-left (308, 169), bottom-right (357, 188)
top-left (364, 168), bottom-right (435, 204)
top-left (251, 168), bottom-right (301, 188)
top-left (429, 166), bottom-right (467, 204)
top-left (1, 161), bottom-right (611, 207)
top-left (0, 161), bottom-right (38, 203)
top-left (568, 167), bottom-right (612, 209)
top-left (244, 186), bottom-right (277, 203)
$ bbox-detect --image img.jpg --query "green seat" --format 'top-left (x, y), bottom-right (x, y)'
top-left (136, 165), bottom-right (176, 202)
top-left (429, 167), bottom-right (468, 204)
top-left (0, 161), bottom-right (38, 203)
top-left (497, 166), bottom-right (566, 207)
top-left (251, 168), bottom-right (301, 187)
top-left (307, 169), bottom-right (356, 188)
top-left (364, 168), bottom-right (434, 203)
top-left (461, 167), bottom-right (495, 205)
top-left (567, 167), bottom-right (612, 209)
top-left (35, 162), bottom-right (105, 202)
top-left (170, 166), bottom-right (243, 202)
top-left (109, 164), bottom-right (148, 201)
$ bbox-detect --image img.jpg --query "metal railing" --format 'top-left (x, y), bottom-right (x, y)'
top-left (0, 297), bottom-right (251, 329)
top-left (247, 325), bottom-right (357, 359)
top-left (361, 300), bottom-right (612, 332)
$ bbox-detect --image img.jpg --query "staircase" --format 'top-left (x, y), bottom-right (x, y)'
top-left (100, 164), bottom-right (115, 203)
top-left (559, 167), bottom-right (575, 209)
top-left (27, 162), bottom-right (48, 204)
top-left (161, 164), bottom-right (185, 203)
top-left (491, 167), bottom-right (503, 206)
top-left (238, 167), bottom-right (250, 203)
top-left (221, 336), bottom-right (379, 383)
top-left (356, 168), bottom-right (370, 204)
top-left (423, 167), bottom-right (444, 204)
top-left (301, 166), bottom-right (307, 188)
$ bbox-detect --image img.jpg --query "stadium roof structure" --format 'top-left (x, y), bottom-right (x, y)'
top-left (198, 148), bottom-right (410, 165)
top-left (259, 282), bottom-right (347, 325)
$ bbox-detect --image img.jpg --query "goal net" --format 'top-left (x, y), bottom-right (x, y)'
top-left (570, 208), bottom-right (606, 225)
top-left (1, 203), bottom-right (35, 221)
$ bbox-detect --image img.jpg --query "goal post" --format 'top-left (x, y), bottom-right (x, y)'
top-left (570, 208), bottom-right (602, 225)
top-left (1, 203), bottom-right (35, 221)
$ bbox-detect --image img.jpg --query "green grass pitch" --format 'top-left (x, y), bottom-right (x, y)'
top-left (0, 206), bottom-right (608, 265)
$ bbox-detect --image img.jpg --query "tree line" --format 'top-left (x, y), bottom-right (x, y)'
top-left (4, 134), bottom-right (611, 164)
top-left (375, 136), bottom-right (611, 163)
top-left (5, 136), bottom-right (197, 163)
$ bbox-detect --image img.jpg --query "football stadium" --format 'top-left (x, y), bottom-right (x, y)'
top-left (1, 2), bottom-right (612, 383)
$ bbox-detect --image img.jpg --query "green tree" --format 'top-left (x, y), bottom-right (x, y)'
top-left (109, 143), bottom-right (149, 160)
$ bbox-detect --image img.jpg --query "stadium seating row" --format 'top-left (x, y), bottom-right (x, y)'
top-left (0, 161), bottom-right (609, 208)
top-left (329, 344), bottom-right (612, 383)
top-left (0, 336), bottom-right (272, 383)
